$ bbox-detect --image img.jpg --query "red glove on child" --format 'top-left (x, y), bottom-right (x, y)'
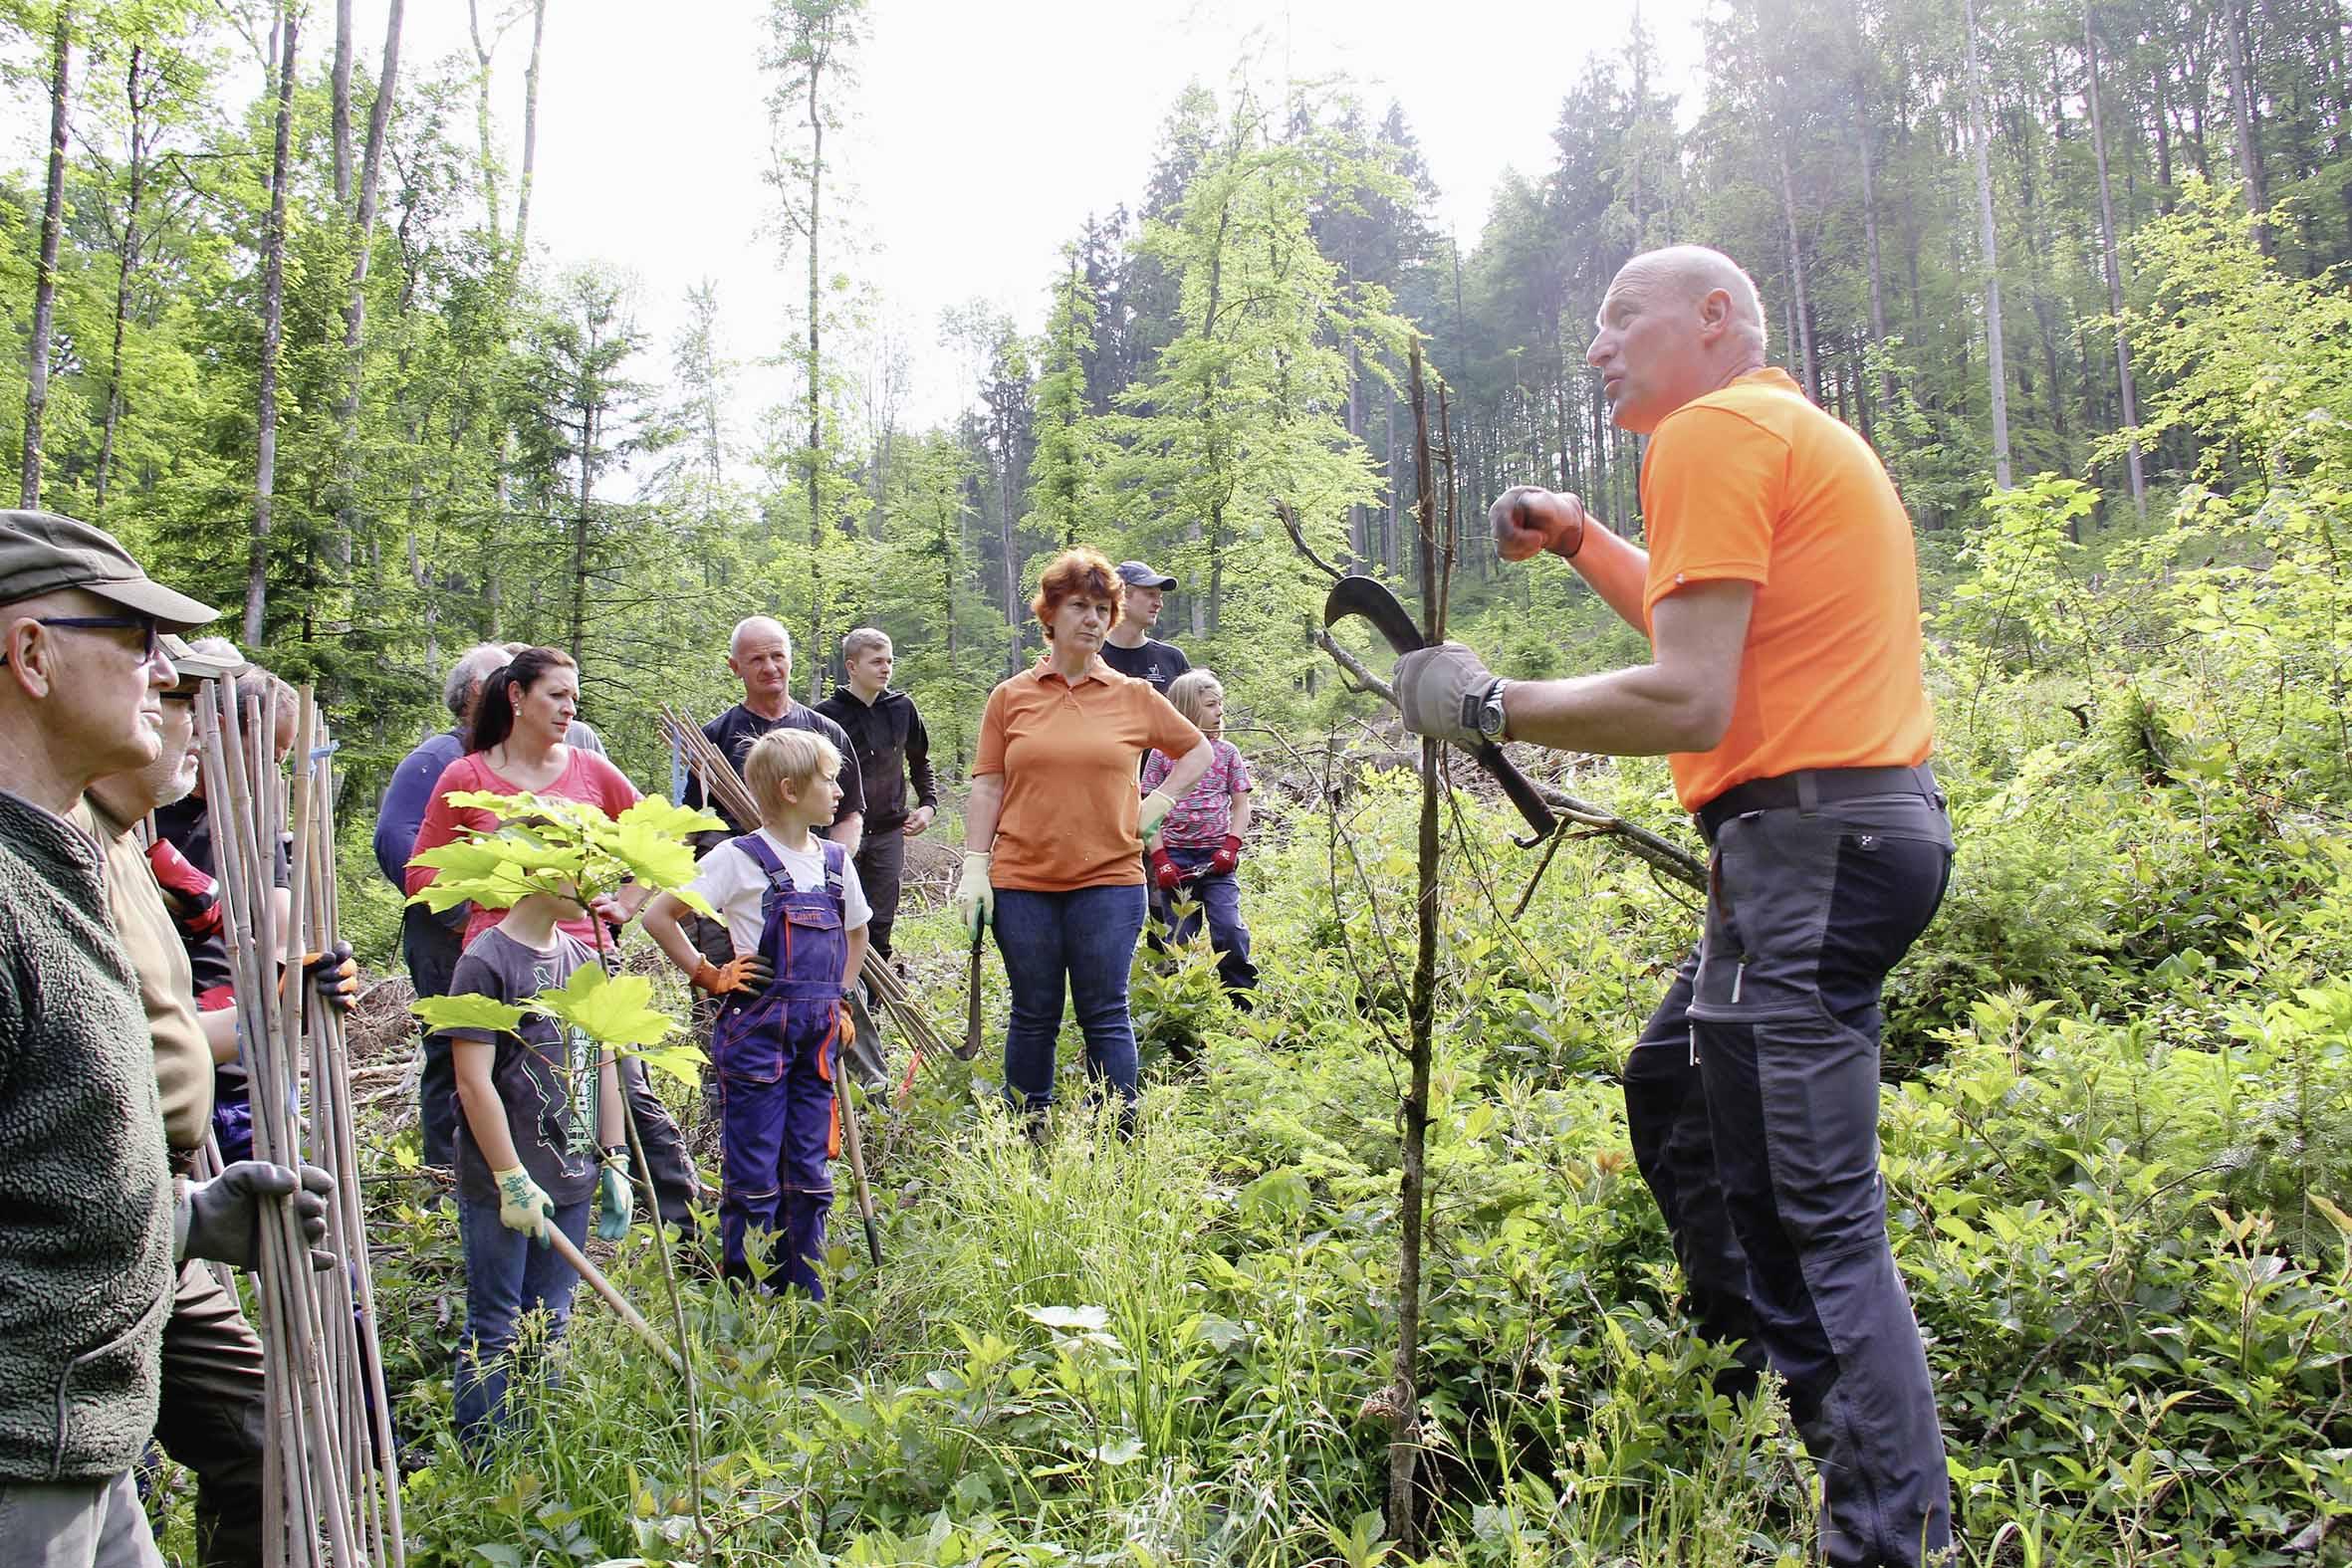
top-left (1148, 848), bottom-right (1186, 894)
top-left (146, 837), bottom-right (222, 940)
top-left (1205, 833), bottom-right (1242, 877)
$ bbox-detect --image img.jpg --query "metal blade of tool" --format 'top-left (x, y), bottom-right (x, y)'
top-left (1321, 573), bottom-right (1560, 845)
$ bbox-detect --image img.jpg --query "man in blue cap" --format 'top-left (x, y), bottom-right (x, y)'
top-left (1098, 560), bottom-right (1190, 695)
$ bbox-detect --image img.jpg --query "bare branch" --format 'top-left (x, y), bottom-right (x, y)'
top-left (1276, 498), bottom-right (1346, 582)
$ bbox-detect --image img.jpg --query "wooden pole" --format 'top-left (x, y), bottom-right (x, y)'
top-left (545, 1226), bottom-right (685, 1375)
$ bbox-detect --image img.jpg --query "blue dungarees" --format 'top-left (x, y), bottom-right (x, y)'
top-left (709, 834), bottom-right (849, 1297)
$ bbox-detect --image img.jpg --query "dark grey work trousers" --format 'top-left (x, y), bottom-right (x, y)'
top-left (1623, 787), bottom-right (1955, 1568)
top-left (152, 1260), bottom-right (268, 1568)
top-left (404, 902), bottom-right (465, 1168)
top-left (854, 825), bottom-right (906, 961)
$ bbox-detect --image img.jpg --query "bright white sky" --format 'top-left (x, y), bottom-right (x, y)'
top-left (7, 1), bottom-right (1711, 464)
top-left (388, 0), bottom-right (1710, 439)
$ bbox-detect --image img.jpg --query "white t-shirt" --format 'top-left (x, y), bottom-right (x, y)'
top-left (685, 828), bottom-right (871, 959)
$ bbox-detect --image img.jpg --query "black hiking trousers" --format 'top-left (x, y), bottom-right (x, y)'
top-left (1624, 778), bottom-right (1955, 1568)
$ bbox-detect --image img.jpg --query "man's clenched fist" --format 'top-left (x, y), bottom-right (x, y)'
top-left (1491, 486), bottom-right (1586, 563)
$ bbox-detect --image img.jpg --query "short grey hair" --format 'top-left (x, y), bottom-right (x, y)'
top-left (729, 616), bottom-right (791, 662)
top-left (444, 642), bottom-right (512, 720)
top-left (840, 627), bottom-right (891, 664)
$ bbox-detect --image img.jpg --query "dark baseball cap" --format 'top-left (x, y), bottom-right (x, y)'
top-left (0, 510), bottom-right (217, 629)
top-left (1116, 560), bottom-right (1178, 590)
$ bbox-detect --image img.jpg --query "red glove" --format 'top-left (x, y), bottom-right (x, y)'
top-left (691, 954), bottom-right (774, 996)
top-left (1205, 833), bottom-right (1242, 876)
top-left (1491, 486), bottom-right (1586, 562)
top-left (1148, 848), bottom-right (1185, 894)
top-left (146, 837), bottom-right (222, 940)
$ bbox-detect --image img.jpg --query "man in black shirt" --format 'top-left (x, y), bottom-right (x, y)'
top-left (679, 616), bottom-right (879, 1085)
top-left (1098, 560), bottom-right (1191, 694)
top-left (681, 617), bottom-right (863, 843)
top-left (817, 628), bottom-right (938, 961)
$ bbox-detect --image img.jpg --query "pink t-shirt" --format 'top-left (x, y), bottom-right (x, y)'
top-left (1140, 738), bottom-right (1252, 848)
top-left (404, 749), bottom-right (643, 950)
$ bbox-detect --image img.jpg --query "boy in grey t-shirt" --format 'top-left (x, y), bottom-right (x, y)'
top-left (436, 889), bottom-right (631, 1451)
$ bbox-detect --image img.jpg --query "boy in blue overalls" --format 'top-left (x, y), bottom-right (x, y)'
top-left (644, 728), bottom-right (870, 1295)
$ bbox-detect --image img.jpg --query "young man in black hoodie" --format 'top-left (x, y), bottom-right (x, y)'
top-left (817, 627), bottom-right (938, 963)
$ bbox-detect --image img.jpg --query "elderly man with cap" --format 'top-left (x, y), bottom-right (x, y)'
top-left (374, 641), bottom-right (607, 1167)
top-left (0, 510), bottom-right (334, 1568)
top-left (1097, 560), bottom-right (1190, 695)
top-left (70, 633), bottom-right (277, 1568)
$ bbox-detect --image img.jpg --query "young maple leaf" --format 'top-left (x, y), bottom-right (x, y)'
top-left (531, 964), bottom-right (676, 1050)
top-left (411, 993), bottom-right (529, 1034)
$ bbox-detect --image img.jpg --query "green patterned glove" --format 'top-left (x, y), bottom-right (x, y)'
top-left (595, 1148), bottom-right (633, 1242)
top-left (492, 1165), bottom-right (555, 1247)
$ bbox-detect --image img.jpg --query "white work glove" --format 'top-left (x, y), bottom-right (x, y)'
top-left (956, 850), bottom-right (994, 940)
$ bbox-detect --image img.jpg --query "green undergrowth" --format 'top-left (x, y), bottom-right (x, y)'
top-left (366, 723), bottom-right (2352, 1565)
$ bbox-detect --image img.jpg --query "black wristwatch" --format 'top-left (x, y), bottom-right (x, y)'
top-left (1471, 678), bottom-right (1511, 742)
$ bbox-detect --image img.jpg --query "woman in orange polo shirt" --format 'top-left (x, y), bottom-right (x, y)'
top-left (956, 548), bottom-right (1213, 1123)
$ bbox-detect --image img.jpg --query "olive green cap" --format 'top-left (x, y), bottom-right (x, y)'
top-left (0, 509), bottom-right (217, 629)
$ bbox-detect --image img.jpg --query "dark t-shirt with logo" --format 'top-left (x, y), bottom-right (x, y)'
top-left (681, 702), bottom-right (864, 835)
top-left (439, 927), bottom-right (603, 1205)
top-left (1098, 637), bottom-right (1190, 695)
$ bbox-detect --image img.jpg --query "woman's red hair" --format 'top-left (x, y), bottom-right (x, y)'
top-left (1031, 548), bottom-right (1124, 639)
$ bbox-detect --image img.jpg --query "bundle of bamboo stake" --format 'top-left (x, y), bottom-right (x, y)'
top-left (194, 679), bottom-right (404, 1568)
top-left (656, 704), bottom-right (956, 1080)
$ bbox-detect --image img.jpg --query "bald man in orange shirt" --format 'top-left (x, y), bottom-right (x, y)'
top-left (1394, 246), bottom-right (1954, 1568)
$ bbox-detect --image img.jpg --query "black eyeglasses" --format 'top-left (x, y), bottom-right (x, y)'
top-left (0, 614), bottom-right (163, 669)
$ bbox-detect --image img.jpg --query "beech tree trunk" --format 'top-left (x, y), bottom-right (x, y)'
top-left (1964, 0), bottom-right (2013, 489)
top-left (1857, 76), bottom-right (1895, 410)
top-left (2084, 3), bottom-right (2146, 515)
top-left (515, 0), bottom-right (547, 260)
top-left (2221, 0), bottom-right (2267, 251)
top-left (335, 0), bottom-right (404, 554)
top-left (247, 15), bottom-right (300, 644)
top-left (331, 0), bottom-right (353, 205)
top-left (97, 45), bottom-right (156, 517)
top-left (19, 16), bottom-right (70, 510)
top-left (806, 46), bottom-right (828, 702)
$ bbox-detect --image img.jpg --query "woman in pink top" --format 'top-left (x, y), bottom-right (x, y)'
top-left (405, 646), bottom-right (643, 951)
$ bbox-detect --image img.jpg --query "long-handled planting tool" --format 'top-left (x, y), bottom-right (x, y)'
top-left (833, 1048), bottom-right (884, 1266)
top-left (964, 919), bottom-right (988, 1061)
top-left (545, 1227), bottom-right (685, 1375)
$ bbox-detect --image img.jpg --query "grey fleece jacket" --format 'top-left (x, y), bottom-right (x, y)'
top-left (0, 787), bottom-right (174, 1481)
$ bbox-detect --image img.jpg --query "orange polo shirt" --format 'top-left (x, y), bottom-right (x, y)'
top-left (1640, 367), bottom-right (1934, 811)
top-left (975, 655), bottom-right (1205, 891)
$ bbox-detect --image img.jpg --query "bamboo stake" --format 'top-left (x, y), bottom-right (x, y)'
top-left (305, 729), bottom-right (406, 1567)
top-left (197, 692), bottom-right (316, 1568)
top-left (301, 726), bottom-right (402, 1567)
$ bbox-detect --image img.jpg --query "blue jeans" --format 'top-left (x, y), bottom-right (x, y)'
top-left (1150, 847), bottom-right (1258, 994)
top-left (454, 1193), bottom-right (590, 1453)
top-left (993, 883), bottom-right (1148, 1111)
